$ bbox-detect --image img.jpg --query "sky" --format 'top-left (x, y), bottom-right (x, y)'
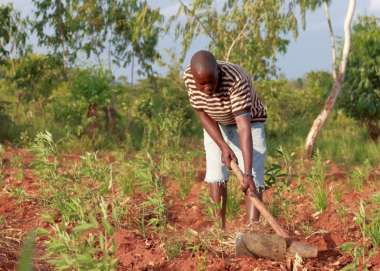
top-left (1, 0), bottom-right (380, 80)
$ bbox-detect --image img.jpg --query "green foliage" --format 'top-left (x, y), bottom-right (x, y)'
top-left (164, 238), bottom-right (183, 260)
top-left (31, 0), bottom-right (163, 73)
top-left (341, 195), bottom-right (380, 270)
top-left (315, 112), bottom-right (380, 165)
top-left (0, 3), bottom-right (28, 63)
top-left (44, 199), bottom-right (118, 271)
top-left (355, 198), bottom-right (380, 248)
top-left (340, 16), bottom-right (380, 140)
top-left (70, 68), bottom-right (115, 107)
top-left (16, 231), bottom-right (36, 271)
top-left (226, 178), bottom-right (243, 219)
top-left (12, 54), bottom-right (64, 102)
top-left (349, 160), bottom-right (372, 192)
top-left (173, 0), bottom-right (326, 78)
top-left (307, 151), bottom-right (328, 212)
top-left (257, 77), bottom-right (326, 152)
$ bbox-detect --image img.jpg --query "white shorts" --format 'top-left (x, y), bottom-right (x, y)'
top-left (203, 122), bottom-right (267, 190)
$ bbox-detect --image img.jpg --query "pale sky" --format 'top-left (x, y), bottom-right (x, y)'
top-left (1, 0), bottom-right (380, 79)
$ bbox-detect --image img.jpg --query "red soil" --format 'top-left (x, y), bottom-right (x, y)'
top-left (1, 147), bottom-right (380, 270)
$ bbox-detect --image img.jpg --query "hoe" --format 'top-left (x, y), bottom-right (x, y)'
top-left (230, 160), bottom-right (318, 261)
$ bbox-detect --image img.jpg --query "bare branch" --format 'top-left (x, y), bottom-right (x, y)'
top-left (339, 0), bottom-right (356, 76)
top-left (304, 0), bottom-right (356, 158)
top-left (178, 0), bottom-right (217, 44)
top-left (323, 1), bottom-right (337, 80)
top-left (225, 20), bottom-right (249, 62)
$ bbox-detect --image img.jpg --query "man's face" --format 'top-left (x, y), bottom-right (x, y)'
top-left (192, 67), bottom-right (219, 96)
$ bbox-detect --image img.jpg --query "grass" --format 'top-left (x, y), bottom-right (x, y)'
top-left (265, 149), bottom-right (296, 222)
top-left (339, 195), bottom-right (380, 271)
top-left (307, 151), bottom-right (328, 213)
top-left (349, 160), bottom-right (372, 192)
top-left (164, 238), bottom-right (183, 260)
top-left (2, 108), bottom-right (379, 269)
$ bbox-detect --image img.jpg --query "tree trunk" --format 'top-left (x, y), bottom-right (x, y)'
top-left (304, 0), bottom-right (356, 158)
top-left (87, 103), bottom-right (98, 139)
top-left (104, 105), bottom-right (117, 133)
top-left (367, 120), bottom-right (379, 142)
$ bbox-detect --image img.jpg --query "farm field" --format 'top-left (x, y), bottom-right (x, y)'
top-left (1, 0), bottom-right (380, 270)
top-left (1, 138), bottom-right (380, 270)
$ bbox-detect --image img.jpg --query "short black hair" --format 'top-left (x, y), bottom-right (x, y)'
top-left (190, 50), bottom-right (217, 76)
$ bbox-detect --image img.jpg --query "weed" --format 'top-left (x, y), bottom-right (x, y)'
top-left (307, 151), bottom-right (328, 212)
top-left (164, 238), bottom-right (183, 260)
top-left (10, 155), bottom-right (23, 169)
top-left (336, 205), bottom-right (349, 220)
top-left (299, 222), bottom-right (314, 236)
top-left (295, 176), bottom-right (305, 195)
top-left (16, 231), bottom-right (36, 271)
top-left (372, 193), bottom-right (380, 205)
top-left (195, 253), bottom-right (207, 271)
top-left (265, 163), bottom-right (286, 188)
top-left (79, 152), bottom-right (113, 193)
top-left (10, 187), bottom-right (28, 204)
top-left (353, 199), bottom-right (380, 254)
top-left (333, 187), bottom-right (343, 203)
top-left (340, 241), bottom-right (375, 271)
top-left (43, 198), bottom-right (118, 270)
top-left (199, 190), bottom-right (219, 222)
top-left (349, 160), bottom-right (372, 192)
top-left (141, 190), bottom-right (167, 230)
top-left (226, 177), bottom-right (243, 219)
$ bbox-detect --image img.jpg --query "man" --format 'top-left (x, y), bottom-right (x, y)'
top-left (183, 50), bottom-right (267, 229)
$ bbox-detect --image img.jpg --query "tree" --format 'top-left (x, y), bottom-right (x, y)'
top-left (0, 4), bottom-right (28, 72)
top-left (69, 68), bottom-right (121, 137)
top-left (305, 0), bottom-right (356, 158)
top-left (32, 0), bottom-right (163, 77)
top-left (339, 16), bottom-right (380, 141)
top-left (32, 0), bottom-right (82, 66)
top-left (12, 54), bottom-right (64, 103)
top-left (173, 0), bottom-right (329, 79)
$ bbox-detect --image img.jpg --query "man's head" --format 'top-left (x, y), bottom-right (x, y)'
top-left (190, 50), bottom-right (219, 96)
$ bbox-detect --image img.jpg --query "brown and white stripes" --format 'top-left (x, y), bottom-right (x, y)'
top-left (183, 61), bottom-right (267, 125)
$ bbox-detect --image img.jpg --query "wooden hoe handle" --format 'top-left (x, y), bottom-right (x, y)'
top-left (230, 160), bottom-right (290, 239)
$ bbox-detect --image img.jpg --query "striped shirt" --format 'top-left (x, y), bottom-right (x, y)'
top-left (183, 61), bottom-right (267, 125)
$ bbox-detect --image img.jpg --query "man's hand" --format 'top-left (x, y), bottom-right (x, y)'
top-left (221, 144), bottom-right (237, 169)
top-left (241, 175), bottom-right (257, 195)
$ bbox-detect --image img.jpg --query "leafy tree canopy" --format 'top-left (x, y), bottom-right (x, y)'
top-left (340, 16), bottom-right (380, 140)
top-left (173, 0), bottom-right (330, 79)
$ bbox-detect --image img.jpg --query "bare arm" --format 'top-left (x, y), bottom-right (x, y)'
top-left (195, 109), bottom-right (237, 167)
top-left (235, 114), bottom-right (256, 194)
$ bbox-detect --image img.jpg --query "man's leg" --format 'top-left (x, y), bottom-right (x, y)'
top-left (208, 182), bottom-right (227, 229)
top-left (203, 129), bottom-right (229, 229)
top-left (249, 122), bottom-right (266, 222)
top-left (221, 122), bottom-right (266, 224)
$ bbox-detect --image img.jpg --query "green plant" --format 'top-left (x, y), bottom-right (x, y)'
top-left (299, 222), bottom-right (314, 236)
top-left (199, 190), bottom-right (219, 222)
top-left (340, 16), bottom-right (380, 141)
top-left (141, 189), bottom-right (167, 230)
top-left (226, 177), bottom-right (243, 219)
top-left (10, 187), bottom-right (28, 204)
top-left (164, 238), bottom-right (183, 260)
top-left (42, 198), bottom-right (118, 270)
top-left (355, 200), bottom-right (380, 248)
top-left (340, 241), bottom-right (374, 271)
top-left (349, 160), bottom-right (371, 192)
top-left (16, 231), bottom-right (36, 271)
top-left (307, 151), bottom-right (328, 212)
